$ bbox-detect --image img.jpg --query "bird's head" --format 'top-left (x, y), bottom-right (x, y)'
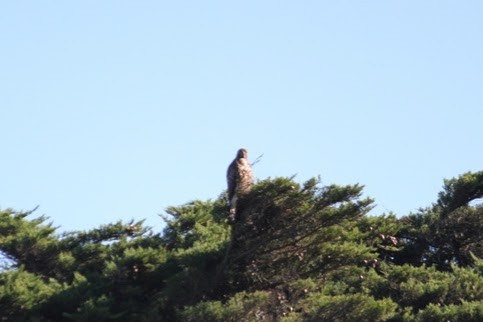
top-left (237, 148), bottom-right (248, 159)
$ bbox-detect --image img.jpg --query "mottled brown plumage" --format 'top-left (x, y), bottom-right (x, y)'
top-left (227, 148), bottom-right (254, 215)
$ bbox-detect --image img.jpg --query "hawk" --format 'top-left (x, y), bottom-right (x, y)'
top-left (227, 148), bottom-right (254, 216)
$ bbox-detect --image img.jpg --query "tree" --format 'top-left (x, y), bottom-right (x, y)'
top-left (0, 172), bottom-right (482, 321)
top-left (397, 171), bottom-right (483, 269)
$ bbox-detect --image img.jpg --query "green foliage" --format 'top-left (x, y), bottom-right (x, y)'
top-left (0, 267), bottom-right (62, 321)
top-left (437, 171), bottom-right (483, 215)
top-left (62, 295), bottom-right (124, 321)
top-left (397, 171), bottom-right (483, 269)
top-left (180, 291), bottom-right (270, 322)
top-left (0, 172), bottom-right (482, 321)
top-left (414, 301), bottom-right (483, 322)
top-left (223, 177), bottom-right (374, 290)
top-left (0, 208), bottom-right (59, 277)
top-left (284, 293), bottom-right (397, 322)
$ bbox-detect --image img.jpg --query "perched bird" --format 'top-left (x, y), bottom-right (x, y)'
top-left (227, 148), bottom-right (254, 218)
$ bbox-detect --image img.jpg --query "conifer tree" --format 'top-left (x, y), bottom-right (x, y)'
top-left (397, 171), bottom-right (483, 269)
top-left (0, 172), bottom-right (481, 321)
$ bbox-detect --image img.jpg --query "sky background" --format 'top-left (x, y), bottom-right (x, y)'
top-left (1, 1), bottom-right (482, 233)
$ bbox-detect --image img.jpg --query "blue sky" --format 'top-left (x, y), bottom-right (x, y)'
top-left (1, 1), bottom-right (482, 233)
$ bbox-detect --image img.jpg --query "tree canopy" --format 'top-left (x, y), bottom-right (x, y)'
top-left (1, 171), bottom-right (482, 321)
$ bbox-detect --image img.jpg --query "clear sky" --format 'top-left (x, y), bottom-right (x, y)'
top-left (1, 1), bottom-right (482, 233)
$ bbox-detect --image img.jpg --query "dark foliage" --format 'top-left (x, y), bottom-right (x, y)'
top-left (0, 171), bottom-right (482, 321)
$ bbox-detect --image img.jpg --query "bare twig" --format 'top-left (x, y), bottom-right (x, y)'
top-left (250, 153), bottom-right (264, 167)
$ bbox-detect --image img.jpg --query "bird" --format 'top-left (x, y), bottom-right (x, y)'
top-left (227, 148), bottom-right (254, 219)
